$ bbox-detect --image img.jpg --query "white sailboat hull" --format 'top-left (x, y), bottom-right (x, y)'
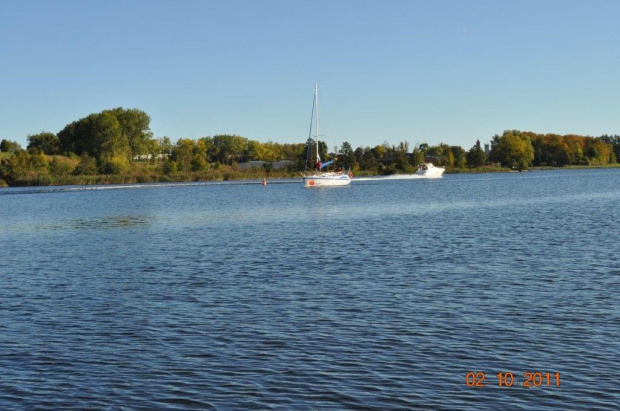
top-left (303, 173), bottom-right (351, 187)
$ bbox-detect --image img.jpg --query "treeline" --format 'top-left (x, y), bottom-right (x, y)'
top-left (530, 132), bottom-right (619, 167)
top-left (1, 107), bottom-right (619, 186)
top-left (486, 130), bottom-right (618, 170)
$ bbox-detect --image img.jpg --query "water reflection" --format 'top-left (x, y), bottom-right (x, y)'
top-left (36, 215), bottom-right (153, 231)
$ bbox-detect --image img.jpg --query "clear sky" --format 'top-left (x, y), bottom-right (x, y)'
top-left (2, 0), bottom-right (619, 150)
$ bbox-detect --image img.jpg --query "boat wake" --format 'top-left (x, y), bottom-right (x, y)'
top-left (0, 179), bottom-right (300, 196)
top-left (353, 174), bottom-right (443, 182)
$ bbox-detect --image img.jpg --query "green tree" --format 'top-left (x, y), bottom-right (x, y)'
top-left (159, 136), bottom-right (173, 157)
top-left (599, 134), bottom-right (620, 163)
top-left (99, 156), bottom-right (130, 174)
top-left (393, 141), bottom-right (411, 172)
top-left (466, 144), bottom-right (487, 168)
top-left (451, 146), bottom-right (467, 168)
top-left (423, 143), bottom-right (449, 166)
top-left (143, 138), bottom-right (160, 162)
top-left (162, 159), bottom-right (178, 175)
top-left (27, 132), bottom-right (60, 154)
top-left (191, 156), bottom-right (208, 171)
top-left (445, 150), bottom-right (455, 167)
top-left (0, 150), bottom-right (29, 183)
top-left (280, 143), bottom-right (306, 168)
top-left (411, 146), bottom-right (425, 166)
top-left (261, 141), bottom-right (284, 162)
top-left (49, 156), bottom-right (76, 175)
top-left (172, 138), bottom-right (196, 171)
top-left (358, 147), bottom-right (379, 171)
top-left (114, 108), bottom-right (153, 161)
top-left (191, 139), bottom-right (209, 171)
top-left (563, 135), bottom-right (585, 165)
top-left (57, 120), bottom-right (81, 154)
top-left (211, 134), bottom-right (248, 164)
top-left (72, 153), bottom-right (98, 175)
top-left (29, 150), bottom-right (49, 172)
top-left (88, 111), bottom-right (130, 173)
top-left (57, 107), bottom-right (150, 165)
top-left (354, 147), bottom-right (365, 164)
top-left (531, 134), bottom-right (570, 166)
top-left (584, 137), bottom-right (615, 165)
top-left (371, 144), bottom-right (387, 162)
top-left (1, 139), bottom-right (23, 152)
top-left (339, 141), bottom-right (356, 169)
top-left (245, 140), bottom-right (264, 161)
top-left (0, 150), bottom-right (49, 184)
top-left (489, 130), bottom-right (535, 170)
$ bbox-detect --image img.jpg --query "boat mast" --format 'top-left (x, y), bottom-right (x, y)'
top-left (314, 83), bottom-right (320, 167)
top-left (306, 88), bottom-right (316, 172)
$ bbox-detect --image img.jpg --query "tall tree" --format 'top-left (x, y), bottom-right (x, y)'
top-left (451, 146), bottom-right (467, 168)
top-left (339, 141), bottom-right (356, 169)
top-left (599, 134), bottom-right (620, 163)
top-left (211, 134), bottom-right (248, 164)
top-left (159, 137), bottom-right (173, 156)
top-left (584, 137), bottom-right (615, 165)
top-left (1, 139), bottom-right (23, 152)
top-left (114, 108), bottom-right (153, 161)
top-left (411, 146), bottom-right (425, 166)
top-left (172, 138), bottom-right (196, 171)
top-left (57, 107), bottom-right (151, 165)
top-left (27, 132), bottom-right (60, 154)
top-left (489, 130), bottom-right (535, 170)
top-left (359, 147), bottom-right (379, 171)
top-left (467, 144), bottom-right (487, 168)
top-left (89, 111), bottom-right (126, 161)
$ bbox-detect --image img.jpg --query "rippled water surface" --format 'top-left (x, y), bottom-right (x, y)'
top-left (1, 170), bottom-right (619, 409)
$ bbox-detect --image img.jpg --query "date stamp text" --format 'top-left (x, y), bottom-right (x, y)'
top-left (465, 371), bottom-right (561, 388)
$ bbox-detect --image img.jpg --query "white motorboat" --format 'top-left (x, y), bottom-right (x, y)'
top-left (415, 163), bottom-right (445, 177)
top-left (302, 84), bottom-right (352, 188)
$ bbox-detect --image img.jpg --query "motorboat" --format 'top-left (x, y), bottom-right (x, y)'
top-left (415, 163), bottom-right (445, 177)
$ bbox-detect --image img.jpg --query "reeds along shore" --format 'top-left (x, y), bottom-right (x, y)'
top-left (3, 160), bottom-right (620, 188)
top-left (0, 163), bottom-right (298, 187)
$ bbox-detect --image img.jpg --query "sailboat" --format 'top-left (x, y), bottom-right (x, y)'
top-left (302, 84), bottom-right (352, 188)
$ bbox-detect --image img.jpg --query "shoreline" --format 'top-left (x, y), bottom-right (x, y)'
top-left (2, 164), bottom-right (620, 188)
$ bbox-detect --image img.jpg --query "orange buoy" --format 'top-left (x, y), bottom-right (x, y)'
top-left (309, 180), bottom-right (315, 186)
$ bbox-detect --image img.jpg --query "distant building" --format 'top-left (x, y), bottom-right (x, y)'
top-left (484, 144), bottom-right (490, 155)
top-left (237, 161), bottom-right (267, 170)
top-left (238, 160), bottom-right (294, 171)
top-left (424, 155), bottom-right (446, 164)
top-left (272, 160), bottom-right (295, 170)
top-left (133, 154), bottom-right (169, 161)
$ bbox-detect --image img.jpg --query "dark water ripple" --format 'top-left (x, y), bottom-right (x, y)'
top-left (1, 169), bottom-right (619, 409)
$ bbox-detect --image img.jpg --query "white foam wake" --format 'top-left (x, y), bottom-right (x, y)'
top-left (353, 174), bottom-right (443, 182)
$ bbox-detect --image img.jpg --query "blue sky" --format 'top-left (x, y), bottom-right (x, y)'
top-left (2, 0), bottom-right (619, 150)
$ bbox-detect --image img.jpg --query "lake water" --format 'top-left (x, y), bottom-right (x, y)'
top-left (1, 170), bottom-right (619, 410)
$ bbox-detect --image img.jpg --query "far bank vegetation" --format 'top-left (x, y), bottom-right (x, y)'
top-left (1, 107), bottom-right (619, 187)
